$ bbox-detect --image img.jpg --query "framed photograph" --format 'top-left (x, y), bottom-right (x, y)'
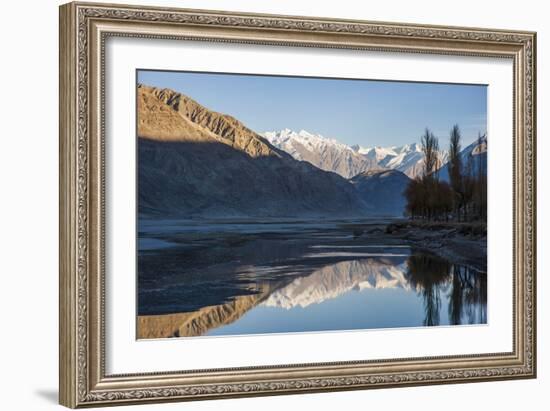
top-left (59, 2), bottom-right (537, 408)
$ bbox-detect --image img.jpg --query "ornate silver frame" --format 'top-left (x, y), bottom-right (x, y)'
top-left (59, 1), bottom-right (537, 408)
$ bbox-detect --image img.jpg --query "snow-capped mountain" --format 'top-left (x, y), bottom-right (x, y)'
top-left (263, 129), bottom-right (448, 179)
top-left (262, 129), bottom-right (379, 179)
top-left (354, 143), bottom-right (448, 178)
top-left (357, 145), bottom-right (401, 166)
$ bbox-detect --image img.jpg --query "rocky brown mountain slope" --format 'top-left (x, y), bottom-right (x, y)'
top-left (137, 85), bottom-right (368, 218)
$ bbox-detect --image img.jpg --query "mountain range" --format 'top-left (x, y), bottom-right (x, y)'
top-left (138, 84), bottom-right (485, 219)
top-left (262, 129), bottom-right (379, 179)
top-left (264, 130), bottom-right (448, 179)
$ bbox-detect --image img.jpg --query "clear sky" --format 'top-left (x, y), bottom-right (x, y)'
top-left (137, 69), bottom-right (487, 148)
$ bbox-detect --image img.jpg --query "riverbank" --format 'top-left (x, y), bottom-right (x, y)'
top-left (378, 221), bottom-right (487, 272)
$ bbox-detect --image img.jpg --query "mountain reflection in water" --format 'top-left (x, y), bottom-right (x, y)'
top-left (137, 220), bottom-right (487, 339)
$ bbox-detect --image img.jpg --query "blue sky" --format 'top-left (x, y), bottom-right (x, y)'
top-left (138, 70), bottom-right (487, 148)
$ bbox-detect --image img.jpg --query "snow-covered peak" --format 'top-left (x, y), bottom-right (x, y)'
top-left (361, 142), bottom-right (448, 178)
top-left (262, 129), bottom-right (379, 178)
top-left (263, 129), bottom-right (351, 152)
top-left (395, 143), bottom-right (422, 154)
top-left (360, 146), bottom-right (399, 162)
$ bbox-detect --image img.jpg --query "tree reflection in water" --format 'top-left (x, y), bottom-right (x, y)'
top-left (406, 253), bottom-right (486, 327)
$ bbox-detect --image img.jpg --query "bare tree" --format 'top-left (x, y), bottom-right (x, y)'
top-left (449, 125), bottom-right (463, 221)
top-left (421, 128), bottom-right (439, 180)
top-left (463, 154), bottom-right (475, 221)
top-left (405, 127), bottom-right (487, 223)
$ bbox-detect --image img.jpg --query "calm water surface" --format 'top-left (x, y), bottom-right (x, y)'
top-left (137, 219), bottom-right (487, 338)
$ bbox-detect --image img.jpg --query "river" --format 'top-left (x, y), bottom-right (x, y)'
top-left (137, 218), bottom-right (487, 339)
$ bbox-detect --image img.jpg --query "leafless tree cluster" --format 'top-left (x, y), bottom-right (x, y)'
top-left (404, 126), bottom-right (486, 222)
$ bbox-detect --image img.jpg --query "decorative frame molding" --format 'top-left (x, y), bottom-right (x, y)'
top-left (59, 2), bottom-right (536, 408)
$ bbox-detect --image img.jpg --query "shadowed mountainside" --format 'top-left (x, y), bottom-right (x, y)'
top-left (137, 84), bottom-right (368, 218)
top-left (351, 169), bottom-right (411, 217)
